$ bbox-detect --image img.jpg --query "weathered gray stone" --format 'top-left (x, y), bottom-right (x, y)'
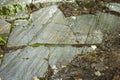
top-left (96, 12), bottom-right (120, 30)
top-left (33, 0), bottom-right (63, 3)
top-left (7, 20), bottom-right (39, 47)
top-left (0, 19), bottom-right (10, 39)
top-left (66, 15), bottom-right (103, 44)
top-left (31, 5), bottom-right (66, 25)
top-left (7, 6), bottom-right (103, 47)
top-left (0, 1), bottom-right (120, 80)
top-left (30, 23), bottom-right (76, 44)
top-left (108, 3), bottom-right (120, 13)
top-left (0, 46), bottom-right (93, 80)
top-left (0, 20), bottom-right (10, 34)
top-left (0, 0), bottom-right (62, 6)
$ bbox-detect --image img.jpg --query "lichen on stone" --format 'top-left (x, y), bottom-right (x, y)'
top-left (0, 4), bottom-right (27, 19)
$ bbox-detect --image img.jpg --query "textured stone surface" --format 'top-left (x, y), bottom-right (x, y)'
top-left (0, 1), bottom-right (120, 80)
top-left (0, 19), bottom-right (10, 39)
top-left (108, 3), bottom-right (120, 13)
top-left (0, 0), bottom-right (62, 6)
top-left (96, 12), bottom-right (120, 30)
top-left (31, 6), bottom-right (67, 25)
top-left (7, 6), bottom-right (103, 47)
top-left (0, 0), bottom-right (31, 6)
top-left (0, 46), bottom-right (93, 80)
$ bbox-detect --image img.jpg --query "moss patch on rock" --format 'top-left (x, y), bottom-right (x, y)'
top-left (0, 4), bottom-right (27, 19)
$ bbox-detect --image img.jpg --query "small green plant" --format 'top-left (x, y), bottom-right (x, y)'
top-left (0, 37), bottom-right (6, 46)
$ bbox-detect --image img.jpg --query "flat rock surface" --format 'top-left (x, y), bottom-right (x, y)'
top-left (0, 46), bottom-right (93, 80)
top-left (0, 1), bottom-right (120, 80)
top-left (0, 20), bottom-right (10, 34)
top-left (0, 19), bottom-right (10, 40)
top-left (7, 6), bottom-right (104, 47)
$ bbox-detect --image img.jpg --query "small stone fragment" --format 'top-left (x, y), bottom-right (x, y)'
top-left (33, 76), bottom-right (40, 80)
top-left (91, 45), bottom-right (97, 50)
top-left (94, 71), bottom-right (101, 76)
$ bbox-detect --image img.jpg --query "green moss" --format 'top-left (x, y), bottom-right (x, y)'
top-left (28, 43), bottom-right (74, 47)
top-left (0, 4), bottom-right (27, 18)
top-left (1, 6), bottom-right (14, 16)
top-left (28, 43), bottom-right (41, 47)
top-left (0, 37), bottom-right (6, 46)
top-left (13, 4), bottom-right (22, 11)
